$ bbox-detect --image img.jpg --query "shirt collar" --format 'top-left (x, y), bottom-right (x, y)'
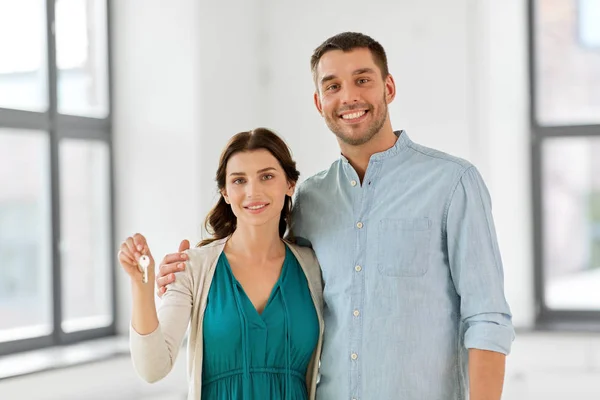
top-left (339, 130), bottom-right (410, 164)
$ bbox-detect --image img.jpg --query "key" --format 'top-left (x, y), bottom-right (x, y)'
top-left (138, 255), bottom-right (150, 284)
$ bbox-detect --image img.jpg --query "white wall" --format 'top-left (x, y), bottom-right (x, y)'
top-left (479, 0), bottom-right (533, 327)
top-left (112, 0), bottom-right (203, 333)
top-left (112, 0), bottom-right (533, 333)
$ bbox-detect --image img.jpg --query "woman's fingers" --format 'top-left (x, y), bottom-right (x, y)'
top-left (133, 233), bottom-right (146, 254)
top-left (125, 236), bottom-right (138, 259)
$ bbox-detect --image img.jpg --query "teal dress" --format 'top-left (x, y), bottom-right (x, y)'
top-left (201, 245), bottom-right (320, 399)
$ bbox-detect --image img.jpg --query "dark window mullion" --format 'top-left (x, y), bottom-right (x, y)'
top-left (0, 109), bottom-right (50, 131)
top-left (45, 0), bottom-right (64, 345)
top-left (535, 124), bottom-right (600, 138)
top-left (56, 127), bottom-right (111, 141)
top-left (528, 0), bottom-right (547, 326)
top-left (56, 114), bottom-right (111, 132)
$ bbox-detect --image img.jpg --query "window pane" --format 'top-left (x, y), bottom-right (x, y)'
top-left (534, 0), bottom-right (600, 126)
top-left (0, 129), bottom-right (52, 342)
top-left (579, 0), bottom-right (600, 48)
top-left (59, 139), bottom-right (112, 332)
top-left (0, 0), bottom-right (48, 111)
top-left (55, 0), bottom-right (109, 118)
top-left (543, 136), bottom-right (600, 310)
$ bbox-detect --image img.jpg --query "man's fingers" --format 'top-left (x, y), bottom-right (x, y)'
top-left (155, 274), bottom-right (174, 288)
top-left (178, 239), bottom-right (190, 252)
top-left (161, 252), bottom-right (187, 266)
top-left (159, 261), bottom-right (183, 277)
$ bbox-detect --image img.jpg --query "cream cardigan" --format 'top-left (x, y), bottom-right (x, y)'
top-left (129, 237), bottom-right (324, 400)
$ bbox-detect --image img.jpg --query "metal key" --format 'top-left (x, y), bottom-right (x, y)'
top-left (138, 255), bottom-right (150, 283)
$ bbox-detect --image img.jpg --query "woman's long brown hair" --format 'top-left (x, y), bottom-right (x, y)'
top-left (197, 128), bottom-right (300, 247)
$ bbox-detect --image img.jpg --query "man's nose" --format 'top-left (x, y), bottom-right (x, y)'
top-left (340, 84), bottom-right (360, 104)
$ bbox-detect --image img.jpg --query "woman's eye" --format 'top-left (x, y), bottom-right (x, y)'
top-left (233, 178), bottom-right (245, 184)
top-left (262, 174), bottom-right (274, 180)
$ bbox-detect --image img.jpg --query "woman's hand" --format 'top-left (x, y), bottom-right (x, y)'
top-left (119, 233), bottom-right (159, 335)
top-left (118, 233), bottom-right (155, 284)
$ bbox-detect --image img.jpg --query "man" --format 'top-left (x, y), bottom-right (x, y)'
top-left (156, 32), bottom-right (514, 399)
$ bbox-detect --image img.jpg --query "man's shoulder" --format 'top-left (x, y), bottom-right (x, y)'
top-left (297, 160), bottom-right (339, 194)
top-left (405, 138), bottom-right (473, 172)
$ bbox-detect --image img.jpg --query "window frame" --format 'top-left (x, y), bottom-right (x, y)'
top-left (0, 0), bottom-right (116, 356)
top-left (528, 0), bottom-right (600, 328)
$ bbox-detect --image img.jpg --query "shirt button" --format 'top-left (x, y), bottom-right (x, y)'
top-left (350, 180), bottom-right (357, 186)
top-left (351, 353), bottom-right (358, 360)
top-left (356, 222), bottom-right (363, 229)
top-left (355, 265), bottom-right (362, 272)
top-left (353, 309), bottom-right (360, 317)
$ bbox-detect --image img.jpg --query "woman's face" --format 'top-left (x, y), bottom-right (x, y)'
top-left (222, 149), bottom-right (295, 231)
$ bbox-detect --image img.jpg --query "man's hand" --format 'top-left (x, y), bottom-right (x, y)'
top-left (155, 239), bottom-right (190, 297)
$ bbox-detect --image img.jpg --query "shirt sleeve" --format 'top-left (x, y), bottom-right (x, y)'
top-left (445, 166), bottom-right (515, 355)
top-left (290, 182), bottom-right (313, 248)
top-left (129, 251), bottom-right (194, 382)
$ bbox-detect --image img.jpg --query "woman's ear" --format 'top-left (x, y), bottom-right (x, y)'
top-left (221, 189), bottom-right (230, 204)
top-left (286, 182), bottom-right (296, 198)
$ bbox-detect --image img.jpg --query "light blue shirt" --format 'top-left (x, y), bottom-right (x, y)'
top-left (292, 131), bottom-right (515, 399)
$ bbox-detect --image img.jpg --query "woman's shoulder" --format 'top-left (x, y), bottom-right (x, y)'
top-left (284, 241), bottom-right (323, 300)
top-left (284, 239), bottom-right (316, 258)
top-left (183, 238), bottom-right (227, 275)
top-left (285, 241), bottom-right (319, 269)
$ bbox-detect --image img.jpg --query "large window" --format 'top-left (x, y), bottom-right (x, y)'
top-left (530, 0), bottom-right (600, 325)
top-left (0, 0), bottom-right (114, 356)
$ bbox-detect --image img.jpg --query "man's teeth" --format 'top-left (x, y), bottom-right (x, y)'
top-left (342, 111), bottom-right (366, 120)
top-left (247, 204), bottom-right (266, 210)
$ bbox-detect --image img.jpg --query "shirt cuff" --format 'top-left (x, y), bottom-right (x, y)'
top-left (464, 318), bottom-right (515, 355)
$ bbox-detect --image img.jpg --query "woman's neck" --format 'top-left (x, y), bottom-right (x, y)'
top-left (225, 221), bottom-right (285, 262)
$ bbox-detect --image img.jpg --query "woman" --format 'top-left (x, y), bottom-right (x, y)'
top-left (118, 128), bottom-right (324, 400)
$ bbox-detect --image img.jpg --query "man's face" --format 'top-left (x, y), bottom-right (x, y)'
top-left (314, 48), bottom-right (395, 146)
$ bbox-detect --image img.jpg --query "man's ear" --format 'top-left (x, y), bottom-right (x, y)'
top-left (314, 91), bottom-right (324, 116)
top-left (384, 74), bottom-right (396, 104)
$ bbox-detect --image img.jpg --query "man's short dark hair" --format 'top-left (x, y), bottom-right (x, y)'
top-left (311, 32), bottom-right (389, 84)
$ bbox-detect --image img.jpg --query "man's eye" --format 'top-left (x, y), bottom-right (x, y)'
top-left (358, 78), bottom-right (369, 84)
top-left (326, 84), bottom-right (339, 91)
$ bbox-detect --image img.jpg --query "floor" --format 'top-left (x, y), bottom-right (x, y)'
top-left (1, 331), bottom-right (600, 399)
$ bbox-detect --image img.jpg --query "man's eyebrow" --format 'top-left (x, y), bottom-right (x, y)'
top-left (320, 74), bottom-right (337, 85)
top-left (320, 68), bottom-right (376, 86)
top-left (353, 67), bottom-right (376, 75)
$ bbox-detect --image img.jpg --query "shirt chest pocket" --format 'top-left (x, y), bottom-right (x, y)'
top-left (377, 218), bottom-right (432, 277)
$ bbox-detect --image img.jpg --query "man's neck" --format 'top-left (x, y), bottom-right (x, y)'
top-left (340, 125), bottom-right (398, 182)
